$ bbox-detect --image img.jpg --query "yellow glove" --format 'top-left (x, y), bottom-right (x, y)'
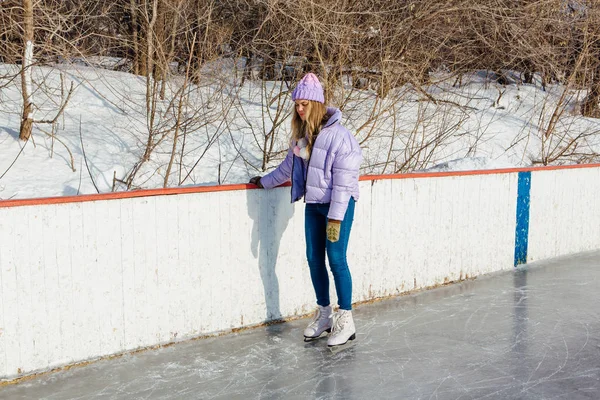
top-left (326, 219), bottom-right (341, 242)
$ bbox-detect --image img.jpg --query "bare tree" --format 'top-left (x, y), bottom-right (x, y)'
top-left (19, 0), bottom-right (34, 141)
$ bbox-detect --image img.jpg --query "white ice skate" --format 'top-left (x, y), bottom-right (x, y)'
top-left (327, 309), bottom-right (356, 347)
top-left (303, 305), bottom-right (332, 341)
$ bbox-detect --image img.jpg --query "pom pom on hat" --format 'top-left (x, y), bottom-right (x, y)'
top-left (292, 73), bottom-right (325, 103)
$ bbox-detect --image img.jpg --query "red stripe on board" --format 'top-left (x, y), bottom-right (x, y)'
top-left (1, 163), bottom-right (599, 209)
top-left (361, 163), bottom-right (600, 181)
top-left (0, 183), bottom-right (291, 209)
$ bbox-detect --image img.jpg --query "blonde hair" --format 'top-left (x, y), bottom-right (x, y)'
top-left (291, 100), bottom-right (327, 155)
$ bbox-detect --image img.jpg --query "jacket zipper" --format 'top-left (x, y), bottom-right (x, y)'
top-left (303, 153), bottom-right (312, 203)
top-left (290, 154), bottom-right (295, 203)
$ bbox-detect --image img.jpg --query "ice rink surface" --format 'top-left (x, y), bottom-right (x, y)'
top-left (2, 251), bottom-right (599, 399)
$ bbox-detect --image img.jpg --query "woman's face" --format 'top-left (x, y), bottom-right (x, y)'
top-left (295, 100), bottom-right (310, 121)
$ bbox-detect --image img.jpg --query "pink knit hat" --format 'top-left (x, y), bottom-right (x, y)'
top-left (292, 73), bottom-right (325, 103)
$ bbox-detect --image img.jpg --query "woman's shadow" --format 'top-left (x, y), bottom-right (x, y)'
top-left (246, 186), bottom-right (295, 322)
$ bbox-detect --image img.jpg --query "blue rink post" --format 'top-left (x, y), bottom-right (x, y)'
top-left (514, 171), bottom-right (531, 266)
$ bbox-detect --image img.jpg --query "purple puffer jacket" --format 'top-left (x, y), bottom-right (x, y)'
top-left (260, 107), bottom-right (362, 220)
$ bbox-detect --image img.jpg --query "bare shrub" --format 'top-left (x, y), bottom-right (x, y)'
top-left (2, 0), bottom-right (600, 191)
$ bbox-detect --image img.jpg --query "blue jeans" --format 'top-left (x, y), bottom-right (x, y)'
top-left (304, 198), bottom-right (355, 310)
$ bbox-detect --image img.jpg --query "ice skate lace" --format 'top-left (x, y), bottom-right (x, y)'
top-left (309, 308), bottom-right (327, 327)
top-left (331, 312), bottom-right (348, 334)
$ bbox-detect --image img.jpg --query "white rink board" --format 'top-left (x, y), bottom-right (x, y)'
top-left (1, 166), bottom-right (599, 380)
top-left (351, 173), bottom-right (518, 301)
top-left (528, 168), bottom-right (600, 261)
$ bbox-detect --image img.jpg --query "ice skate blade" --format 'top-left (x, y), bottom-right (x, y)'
top-left (328, 339), bottom-right (356, 354)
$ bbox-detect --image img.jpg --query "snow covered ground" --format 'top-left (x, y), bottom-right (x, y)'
top-left (1, 62), bottom-right (599, 200)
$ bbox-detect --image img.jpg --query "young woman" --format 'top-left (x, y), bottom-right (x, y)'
top-left (249, 73), bottom-right (362, 347)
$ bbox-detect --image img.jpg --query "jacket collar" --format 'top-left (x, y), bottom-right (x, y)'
top-left (323, 107), bottom-right (341, 129)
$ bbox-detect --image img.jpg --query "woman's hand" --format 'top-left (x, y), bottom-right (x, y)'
top-left (249, 176), bottom-right (263, 188)
top-left (326, 219), bottom-right (341, 242)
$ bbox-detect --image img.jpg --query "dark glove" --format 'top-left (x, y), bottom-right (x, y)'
top-left (326, 219), bottom-right (341, 242)
top-left (249, 176), bottom-right (263, 188)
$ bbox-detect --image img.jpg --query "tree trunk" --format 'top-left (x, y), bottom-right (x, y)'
top-left (160, 1), bottom-right (180, 100)
top-left (142, 0), bottom-right (159, 162)
top-left (129, 0), bottom-right (141, 75)
top-left (19, 0), bottom-right (34, 141)
top-left (145, 0), bottom-right (158, 114)
top-left (155, 0), bottom-right (167, 99)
